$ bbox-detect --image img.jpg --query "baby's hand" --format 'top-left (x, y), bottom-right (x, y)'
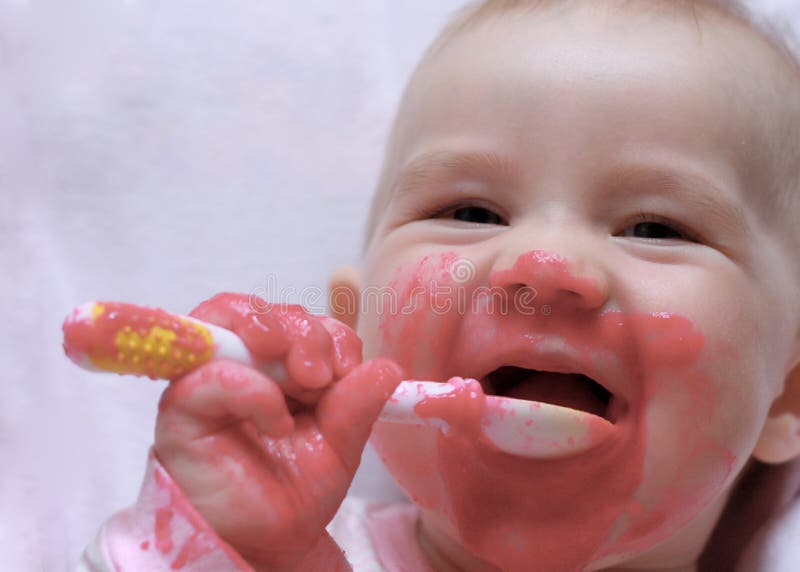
top-left (153, 293), bottom-right (402, 571)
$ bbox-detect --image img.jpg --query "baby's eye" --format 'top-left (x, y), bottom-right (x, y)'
top-left (448, 206), bottom-right (505, 225)
top-left (618, 214), bottom-right (696, 242)
top-left (453, 206), bottom-right (503, 224)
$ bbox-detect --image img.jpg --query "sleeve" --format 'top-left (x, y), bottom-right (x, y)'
top-left (76, 448), bottom-right (253, 572)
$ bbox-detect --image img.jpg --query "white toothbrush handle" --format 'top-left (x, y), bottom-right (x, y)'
top-left (379, 380), bottom-right (459, 424)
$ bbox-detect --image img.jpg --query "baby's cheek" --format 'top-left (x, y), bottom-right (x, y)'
top-left (726, 346), bottom-right (779, 448)
top-left (630, 353), bottom-right (749, 543)
top-left (675, 343), bottom-right (769, 465)
top-left (678, 278), bottom-right (785, 455)
top-left (374, 251), bottom-right (470, 379)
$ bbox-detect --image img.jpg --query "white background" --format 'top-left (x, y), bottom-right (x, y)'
top-left (1, 1), bottom-right (798, 569)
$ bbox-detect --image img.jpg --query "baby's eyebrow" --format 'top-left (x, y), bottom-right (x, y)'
top-left (391, 149), bottom-right (520, 200)
top-left (603, 164), bottom-right (751, 240)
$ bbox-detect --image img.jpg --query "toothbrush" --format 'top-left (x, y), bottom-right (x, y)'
top-left (62, 301), bottom-right (615, 459)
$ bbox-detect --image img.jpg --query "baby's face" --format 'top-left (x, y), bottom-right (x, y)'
top-left (356, 6), bottom-right (798, 570)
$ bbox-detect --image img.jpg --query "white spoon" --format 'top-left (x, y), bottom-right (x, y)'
top-left (382, 377), bottom-right (615, 458)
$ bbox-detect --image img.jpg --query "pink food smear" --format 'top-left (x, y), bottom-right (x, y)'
top-left (154, 338), bottom-right (399, 569)
top-left (151, 463), bottom-right (242, 570)
top-left (414, 377), bottom-right (485, 438)
top-left (155, 507), bottom-right (175, 554)
top-left (191, 292), bottom-right (363, 387)
top-left (169, 532), bottom-right (220, 570)
top-left (371, 249), bottom-right (737, 571)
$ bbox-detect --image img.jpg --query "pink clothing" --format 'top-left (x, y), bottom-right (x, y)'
top-left (78, 450), bottom-right (800, 570)
top-left (77, 450), bottom-right (252, 571)
top-left (78, 450), bottom-right (428, 571)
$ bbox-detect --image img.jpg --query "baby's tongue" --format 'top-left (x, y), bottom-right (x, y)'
top-left (502, 371), bottom-right (607, 418)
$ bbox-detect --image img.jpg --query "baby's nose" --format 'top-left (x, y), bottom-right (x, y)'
top-left (489, 248), bottom-right (609, 312)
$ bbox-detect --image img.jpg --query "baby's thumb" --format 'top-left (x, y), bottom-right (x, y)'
top-left (316, 358), bottom-right (403, 473)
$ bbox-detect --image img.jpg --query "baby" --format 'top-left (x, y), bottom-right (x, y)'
top-left (79, 0), bottom-right (800, 570)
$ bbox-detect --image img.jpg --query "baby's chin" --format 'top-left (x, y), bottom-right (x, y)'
top-left (370, 412), bottom-right (734, 572)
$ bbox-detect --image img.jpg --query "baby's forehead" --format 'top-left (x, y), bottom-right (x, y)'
top-left (428, 2), bottom-right (800, 157)
top-left (432, 2), bottom-right (794, 101)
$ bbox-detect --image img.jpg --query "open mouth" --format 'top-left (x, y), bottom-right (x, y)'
top-left (481, 366), bottom-right (624, 424)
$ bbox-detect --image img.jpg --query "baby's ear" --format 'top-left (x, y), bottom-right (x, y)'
top-left (327, 265), bottom-right (361, 330)
top-left (753, 361), bottom-right (800, 464)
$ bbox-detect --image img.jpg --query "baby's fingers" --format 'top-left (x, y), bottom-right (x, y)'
top-left (189, 292), bottom-right (252, 329)
top-left (318, 316), bottom-right (363, 378)
top-left (191, 293), bottom-right (341, 392)
top-left (316, 358), bottom-right (403, 473)
top-left (189, 293), bottom-right (292, 364)
top-left (157, 360), bottom-right (295, 446)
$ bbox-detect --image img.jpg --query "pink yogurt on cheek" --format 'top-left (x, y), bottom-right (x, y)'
top-left (371, 251), bottom-right (738, 571)
top-left (378, 251), bottom-right (470, 380)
